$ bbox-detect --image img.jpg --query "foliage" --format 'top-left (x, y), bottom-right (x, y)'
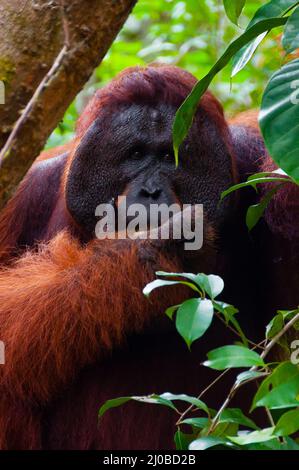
top-left (94, 0), bottom-right (299, 451)
top-left (100, 271), bottom-right (299, 451)
top-left (221, 168), bottom-right (291, 230)
top-left (260, 57), bottom-right (299, 182)
top-left (46, 0), bottom-right (281, 149)
top-left (173, 0), bottom-right (299, 184)
top-left (172, 14), bottom-right (287, 165)
top-left (166, 0), bottom-right (299, 227)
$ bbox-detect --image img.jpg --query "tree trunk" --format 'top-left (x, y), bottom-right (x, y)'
top-left (0, 0), bottom-right (137, 209)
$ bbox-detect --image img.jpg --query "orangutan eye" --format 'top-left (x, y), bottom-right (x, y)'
top-left (163, 151), bottom-right (174, 161)
top-left (132, 151), bottom-right (142, 160)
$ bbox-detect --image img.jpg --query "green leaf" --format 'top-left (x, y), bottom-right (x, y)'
top-left (228, 427), bottom-right (276, 445)
top-left (247, 168), bottom-right (288, 180)
top-left (246, 185), bottom-right (285, 231)
top-left (99, 394), bottom-right (179, 418)
top-left (213, 301), bottom-right (239, 318)
top-left (236, 370), bottom-right (268, 385)
top-left (189, 436), bottom-right (232, 450)
top-left (176, 298), bottom-right (214, 348)
top-left (247, 435), bottom-right (299, 449)
top-left (219, 408), bottom-right (259, 430)
top-left (274, 408), bottom-right (299, 436)
top-left (259, 58), bottom-right (299, 182)
top-left (195, 274), bottom-right (224, 299)
top-left (99, 393), bottom-right (208, 418)
top-left (252, 362), bottom-right (299, 410)
top-left (213, 301), bottom-right (248, 346)
top-left (282, 436), bottom-right (299, 449)
top-left (155, 272), bottom-right (203, 293)
top-left (278, 309), bottom-right (299, 322)
top-left (143, 279), bottom-right (182, 297)
top-left (174, 429), bottom-right (195, 450)
top-left (165, 304), bottom-right (181, 320)
top-left (232, 0), bottom-right (298, 76)
top-left (282, 5), bottom-right (299, 53)
top-left (181, 417), bottom-right (210, 429)
top-left (156, 271), bottom-right (200, 284)
top-left (131, 395), bottom-right (178, 410)
top-left (203, 345), bottom-right (265, 370)
top-left (99, 397), bottom-right (132, 418)
top-left (246, 437), bottom-right (299, 450)
top-left (173, 16), bottom-right (287, 164)
top-left (267, 310), bottom-right (299, 347)
top-left (223, 0), bottom-right (246, 25)
top-left (156, 272), bottom-right (224, 298)
top-left (232, 33), bottom-right (268, 77)
top-left (212, 421), bottom-right (239, 438)
top-left (156, 271), bottom-right (203, 294)
top-left (275, 309), bottom-right (299, 333)
top-left (159, 393), bottom-right (209, 414)
top-left (221, 176), bottom-right (288, 199)
top-left (266, 313), bottom-right (285, 339)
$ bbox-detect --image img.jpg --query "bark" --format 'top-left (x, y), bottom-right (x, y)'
top-left (0, 0), bottom-right (137, 209)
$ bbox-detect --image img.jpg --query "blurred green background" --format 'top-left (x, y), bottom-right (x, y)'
top-left (46, 0), bottom-right (282, 149)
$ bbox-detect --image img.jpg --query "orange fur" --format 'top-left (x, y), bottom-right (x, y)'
top-left (0, 233), bottom-right (186, 403)
top-left (37, 142), bottom-right (73, 161)
top-left (0, 231), bottom-right (188, 448)
top-left (1, 64), bottom-right (297, 450)
top-left (229, 110), bottom-right (259, 129)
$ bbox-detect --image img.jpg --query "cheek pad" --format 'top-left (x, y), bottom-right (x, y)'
top-left (65, 124), bottom-right (124, 234)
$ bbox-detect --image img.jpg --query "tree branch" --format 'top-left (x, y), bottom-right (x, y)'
top-left (0, 47), bottom-right (68, 167)
top-left (0, 0), bottom-right (137, 208)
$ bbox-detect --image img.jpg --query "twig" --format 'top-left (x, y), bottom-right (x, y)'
top-left (252, 374), bottom-right (276, 429)
top-left (61, 0), bottom-right (70, 48)
top-left (265, 401), bottom-right (275, 426)
top-left (261, 310), bottom-right (299, 360)
top-left (207, 311), bottom-right (299, 433)
top-left (176, 318), bottom-right (268, 426)
top-left (215, 312), bottom-right (263, 349)
top-left (198, 369), bottom-right (229, 401)
top-left (0, 0), bottom-right (70, 166)
top-left (176, 369), bottom-right (229, 425)
top-left (208, 371), bottom-right (269, 434)
top-left (264, 405), bottom-right (286, 445)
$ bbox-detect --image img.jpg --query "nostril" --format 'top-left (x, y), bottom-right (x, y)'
top-left (140, 188), bottom-right (149, 198)
top-left (151, 188), bottom-right (162, 200)
top-left (140, 187), bottom-right (162, 199)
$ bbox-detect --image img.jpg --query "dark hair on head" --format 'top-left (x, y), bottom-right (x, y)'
top-left (76, 64), bottom-right (225, 136)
